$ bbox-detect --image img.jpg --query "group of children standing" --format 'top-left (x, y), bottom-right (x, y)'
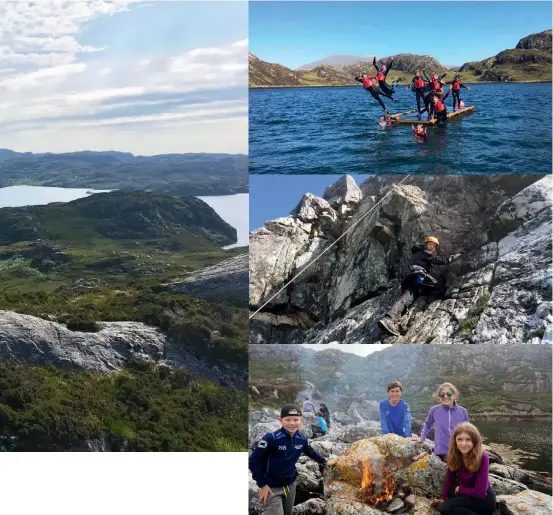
top-left (250, 381), bottom-right (497, 515)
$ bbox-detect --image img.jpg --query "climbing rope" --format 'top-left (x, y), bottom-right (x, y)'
top-left (249, 175), bottom-right (413, 320)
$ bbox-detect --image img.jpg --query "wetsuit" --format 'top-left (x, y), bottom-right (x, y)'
top-left (355, 75), bottom-right (394, 113)
top-left (447, 79), bottom-right (469, 110)
top-left (409, 75), bottom-right (428, 115)
top-left (423, 72), bottom-right (447, 119)
top-left (383, 244), bottom-right (453, 324)
top-left (373, 57), bottom-right (395, 97)
top-left (433, 89), bottom-right (451, 123)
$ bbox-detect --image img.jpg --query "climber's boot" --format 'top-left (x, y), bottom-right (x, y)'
top-left (378, 316), bottom-right (401, 337)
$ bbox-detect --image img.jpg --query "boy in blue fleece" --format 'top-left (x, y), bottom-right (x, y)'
top-left (379, 381), bottom-right (412, 437)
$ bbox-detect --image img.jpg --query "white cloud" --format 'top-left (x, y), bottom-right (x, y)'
top-left (0, 1), bottom-right (248, 154)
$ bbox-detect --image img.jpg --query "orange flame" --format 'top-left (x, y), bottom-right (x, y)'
top-left (359, 456), bottom-right (395, 506)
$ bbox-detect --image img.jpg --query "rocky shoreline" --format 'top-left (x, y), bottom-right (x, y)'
top-left (248, 401), bottom-right (552, 515)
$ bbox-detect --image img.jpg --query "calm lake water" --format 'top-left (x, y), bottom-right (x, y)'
top-left (476, 419), bottom-right (551, 476)
top-left (249, 83), bottom-right (552, 175)
top-left (0, 186), bottom-right (249, 248)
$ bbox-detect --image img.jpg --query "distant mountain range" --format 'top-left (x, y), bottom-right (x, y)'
top-left (0, 150), bottom-right (248, 196)
top-left (250, 30), bottom-right (552, 87)
top-left (296, 54), bottom-right (375, 70)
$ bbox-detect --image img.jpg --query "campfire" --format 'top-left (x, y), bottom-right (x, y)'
top-left (358, 455), bottom-right (395, 506)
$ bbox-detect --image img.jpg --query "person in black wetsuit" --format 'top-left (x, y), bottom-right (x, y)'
top-left (431, 88), bottom-right (451, 123)
top-left (423, 70), bottom-right (448, 120)
top-left (354, 74), bottom-right (399, 113)
top-left (373, 56), bottom-right (397, 97)
top-left (446, 75), bottom-right (470, 112)
top-left (408, 70), bottom-right (429, 119)
top-left (378, 236), bottom-right (460, 337)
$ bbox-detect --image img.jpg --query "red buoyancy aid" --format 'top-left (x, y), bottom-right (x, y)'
top-left (363, 76), bottom-right (374, 88)
top-left (452, 80), bottom-right (461, 90)
top-left (433, 99), bottom-right (446, 113)
top-left (414, 77), bottom-right (425, 89)
top-left (376, 70), bottom-right (385, 81)
top-left (431, 79), bottom-right (441, 91)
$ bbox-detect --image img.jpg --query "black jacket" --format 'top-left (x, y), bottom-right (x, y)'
top-left (410, 244), bottom-right (450, 273)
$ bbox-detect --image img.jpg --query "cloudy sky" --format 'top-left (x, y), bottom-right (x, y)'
top-left (0, 1), bottom-right (247, 155)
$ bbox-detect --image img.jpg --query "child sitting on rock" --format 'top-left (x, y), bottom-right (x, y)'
top-left (431, 422), bottom-right (497, 515)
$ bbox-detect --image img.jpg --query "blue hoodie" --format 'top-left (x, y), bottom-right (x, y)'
top-left (380, 399), bottom-right (412, 437)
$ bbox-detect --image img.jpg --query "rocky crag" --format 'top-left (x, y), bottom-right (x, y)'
top-left (248, 401), bottom-right (552, 515)
top-left (249, 344), bottom-right (552, 417)
top-left (168, 253), bottom-right (248, 303)
top-left (0, 310), bottom-right (246, 390)
top-left (249, 175), bottom-right (552, 344)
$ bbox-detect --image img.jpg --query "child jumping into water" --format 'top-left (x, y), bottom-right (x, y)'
top-left (431, 422), bottom-right (497, 515)
top-left (373, 56), bottom-right (397, 98)
top-left (447, 74), bottom-right (470, 111)
top-left (410, 382), bottom-right (469, 462)
top-left (355, 75), bottom-right (399, 113)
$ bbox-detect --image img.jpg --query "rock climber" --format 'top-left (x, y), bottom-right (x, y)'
top-left (249, 404), bottom-right (337, 515)
top-left (378, 236), bottom-right (461, 337)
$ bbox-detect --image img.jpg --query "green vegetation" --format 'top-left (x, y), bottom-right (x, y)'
top-left (0, 286), bottom-right (248, 367)
top-left (426, 334), bottom-right (437, 343)
top-left (460, 292), bottom-right (491, 334)
top-left (0, 360), bottom-right (247, 452)
top-left (0, 151), bottom-right (248, 196)
top-left (526, 327), bottom-right (546, 341)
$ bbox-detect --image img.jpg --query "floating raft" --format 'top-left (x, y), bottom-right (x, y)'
top-left (389, 106), bottom-right (475, 125)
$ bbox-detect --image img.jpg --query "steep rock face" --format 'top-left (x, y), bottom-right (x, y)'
top-left (249, 175), bottom-right (552, 345)
top-left (0, 310), bottom-right (246, 389)
top-left (168, 253), bottom-right (248, 302)
top-left (516, 30), bottom-right (552, 52)
top-left (343, 54), bottom-right (446, 77)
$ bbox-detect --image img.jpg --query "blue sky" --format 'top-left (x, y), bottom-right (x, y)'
top-left (0, 1), bottom-right (247, 155)
top-left (250, 174), bottom-right (368, 231)
top-left (250, 1), bottom-right (552, 69)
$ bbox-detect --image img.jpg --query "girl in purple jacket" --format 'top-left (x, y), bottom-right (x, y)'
top-left (432, 422), bottom-right (497, 515)
top-left (410, 382), bottom-right (469, 461)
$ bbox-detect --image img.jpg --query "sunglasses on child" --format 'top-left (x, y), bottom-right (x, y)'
top-left (439, 392), bottom-right (454, 398)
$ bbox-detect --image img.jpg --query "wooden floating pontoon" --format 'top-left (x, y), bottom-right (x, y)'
top-left (389, 106), bottom-right (475, 125)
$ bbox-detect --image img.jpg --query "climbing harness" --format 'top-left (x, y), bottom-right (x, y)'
top-left (249, 175), bottom-right (413, 320)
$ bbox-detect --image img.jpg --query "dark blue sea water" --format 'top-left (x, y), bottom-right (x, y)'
top-left (249, 83), bottom-right (552, 175)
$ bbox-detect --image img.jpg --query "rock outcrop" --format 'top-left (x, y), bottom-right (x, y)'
top-left (248, 404), bottom-right (552, 515)
top-left (168, 253), bottom-right (248, 302)
top-left (249, 175), bottom-right (552, 345)
top-left (0, 310), bottom-right (246, 389)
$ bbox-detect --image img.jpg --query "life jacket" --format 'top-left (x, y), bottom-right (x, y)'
top-left (433, 99), bottom-right (446, 113)
top-left (376, 70), bottom-right (385, 81)
top-left (431, 78), bottom-right (441, 91)
top-left (413, 128), bottom-right (427, 139)
top-left (452, 80), bottom-right (461, 91)
top-left (362, 76), bottom-right (374, 88)
top-left (414, 77), bottom-right (425, 89)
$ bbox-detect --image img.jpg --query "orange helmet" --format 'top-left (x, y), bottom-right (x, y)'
top-left (424, 236), bottom-right (440, 246)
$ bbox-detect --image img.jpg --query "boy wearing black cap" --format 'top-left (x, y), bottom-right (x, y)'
top-left (249, 404), bottom-right (336, 515)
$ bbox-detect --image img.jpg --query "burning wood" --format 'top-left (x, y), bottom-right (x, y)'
top-left (358, 455), bottom-right (395, 506)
